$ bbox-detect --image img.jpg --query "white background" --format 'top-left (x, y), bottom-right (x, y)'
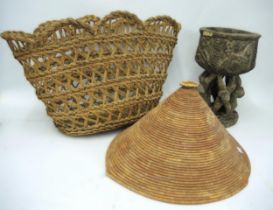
top-left (0, 0), bottom-right (273, 210)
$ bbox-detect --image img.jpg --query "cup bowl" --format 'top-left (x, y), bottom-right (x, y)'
top-left (195, 27), bottom-right (261, 75)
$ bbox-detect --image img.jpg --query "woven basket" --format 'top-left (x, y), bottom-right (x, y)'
top-left (106, 81), bottom-right (250, 204)
top-left (1, 11), bottom-right (180, 136)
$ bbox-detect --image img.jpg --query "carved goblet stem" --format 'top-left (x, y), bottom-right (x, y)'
top-left (199, 72), bottom-right (245, 127)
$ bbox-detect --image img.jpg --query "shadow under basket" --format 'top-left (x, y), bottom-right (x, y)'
top-left (1, 11), bottom-right (181, 136)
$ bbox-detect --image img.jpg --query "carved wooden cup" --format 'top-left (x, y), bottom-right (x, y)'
top-left (195, 27), bottom-right (261, 127)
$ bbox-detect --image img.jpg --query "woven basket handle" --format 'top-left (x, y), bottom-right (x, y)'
top-left (34, 18), bottom-right (96, 40)
top-left (1, 31), bottom-right (35, 53)
top-left (99, 11), bottom-right (145, 31)
top-left (1, 31), bottom-right (35, 43)
top-left (145, 16), bottom-right (181, 36)
top-left (1, 18), bottom-right (95, 52)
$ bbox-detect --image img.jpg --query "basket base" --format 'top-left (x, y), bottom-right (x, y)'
top-left (53, 114), bottom-right (144, 136)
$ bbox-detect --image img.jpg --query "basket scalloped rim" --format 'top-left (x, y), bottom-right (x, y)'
top-left (1, 10), bottom-right (181, 45)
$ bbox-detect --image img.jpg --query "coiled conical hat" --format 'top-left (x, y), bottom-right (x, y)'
top-left (106, 81), bottom-right (250, 204)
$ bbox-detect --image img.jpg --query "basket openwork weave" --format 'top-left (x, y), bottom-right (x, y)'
top-left (106, 81), bottom-right (250, 204)
top-left (1, 11), bottom-right (180, 136)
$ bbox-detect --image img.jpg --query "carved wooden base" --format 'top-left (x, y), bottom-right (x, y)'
top-left (198, 70), bottom-right (245, 127)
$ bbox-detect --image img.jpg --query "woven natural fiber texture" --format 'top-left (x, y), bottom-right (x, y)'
top-left (1, 11), bottom-right (180, 136)
top-left (106, 81), bottom-right (250, 204)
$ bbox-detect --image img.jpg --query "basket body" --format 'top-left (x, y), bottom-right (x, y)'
top-left (1, 11), bottom-right (180, 135)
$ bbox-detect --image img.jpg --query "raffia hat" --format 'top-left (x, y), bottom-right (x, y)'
top-left (106, 81), bottom-right (250, 204)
